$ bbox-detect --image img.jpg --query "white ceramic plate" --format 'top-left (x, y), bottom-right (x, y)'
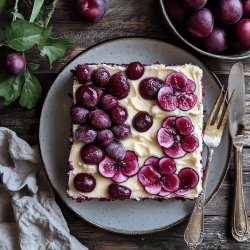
top-left (40, 38), bottom-right (231, 234)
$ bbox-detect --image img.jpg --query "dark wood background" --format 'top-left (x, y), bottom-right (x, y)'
top-left (1, 0), bottom-right (250, 249)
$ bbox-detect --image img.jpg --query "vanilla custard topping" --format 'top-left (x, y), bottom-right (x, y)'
top-left (67, 64), bottom-right (203, 200)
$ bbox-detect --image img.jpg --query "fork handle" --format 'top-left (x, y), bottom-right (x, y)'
top-left (184, 148), bottom-right (213, 249)
top-left (184, 189), bottom-right (206, 249)
top-left (232, 146), bottom-right (250, 241)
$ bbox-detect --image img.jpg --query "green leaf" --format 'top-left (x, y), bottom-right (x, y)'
top-left (40, 37), bottom-right (74, 66)
top-left (28, 63), bottom-right (40, 71)
top-left (11, 12), bottom-right (25, 20)
top-left (19, 70), bottom-right (41, 109)
top-left (39, 26), bottom-right (52, 46)
top-left (4, 20), bottom-right (47, 51)
top-left (34, 4), bottom-right (48, 26)
top-left (0, 72), bottom-right (24, 105)
top-left (30, 0), bottom-right (44, 22)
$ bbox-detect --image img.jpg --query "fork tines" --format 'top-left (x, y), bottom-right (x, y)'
top-left (206, 88), bottom-right (235, 131)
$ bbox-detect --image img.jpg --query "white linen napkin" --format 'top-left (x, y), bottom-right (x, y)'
top-left (0, 127), bottom-right (88, 250)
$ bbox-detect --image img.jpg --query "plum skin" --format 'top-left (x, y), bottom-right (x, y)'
top-left (235, 19), bottom-right (250, 50)
top-left (202, 27), bottom-right (228, 53)
top-left (183, 0), bottom-right (208, 11)
top-left (132, 111), bottom-right (153, 132)
top-left (242, 0), bottom-right (250, 16)
top-left (73, 173), bottom-right (96, 192)
top-left (108, 183), bottom-right (131, 199)
top-left (6, 53), bottom-right (26, 75)
top-left (217, 0), bottom-right (243, 24)
top-left (77, 0), bottom-right (107, 23)
top-left (186, 8), bottom-right (214, 39)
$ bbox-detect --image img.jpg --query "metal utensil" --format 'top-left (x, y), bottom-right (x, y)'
top-left (184, 89), bottom-right (234, 249)
top-left (228, 62), bottom-right (250, 242)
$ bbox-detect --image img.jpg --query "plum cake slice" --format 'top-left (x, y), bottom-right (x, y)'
top-left (67, 62), bottom-right (203, 201)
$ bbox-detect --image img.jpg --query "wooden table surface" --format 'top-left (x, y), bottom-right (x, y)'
top-left (1, 1), bottom-right (250, 249)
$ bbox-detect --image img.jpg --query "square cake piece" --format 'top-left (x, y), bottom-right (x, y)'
top-left (67, 63), bottom-right (203, 201)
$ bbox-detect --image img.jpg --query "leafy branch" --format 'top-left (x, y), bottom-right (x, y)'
top-left (0, 0), bottom-right (74, 109)
top-left (45, 0), bottom-right (60, 27)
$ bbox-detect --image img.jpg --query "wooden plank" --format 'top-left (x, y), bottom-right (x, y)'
top-left (58, 197), bottom-right (250, 250)
top-left (1, 0), bottom-right (250, 249)
top-left (0, 74), bottom-right (56, 145)
top-left (1, 0), bottom-right (245, 76)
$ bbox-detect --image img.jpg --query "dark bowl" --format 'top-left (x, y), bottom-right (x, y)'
top-left (159, 0), bottom-right (250, 60)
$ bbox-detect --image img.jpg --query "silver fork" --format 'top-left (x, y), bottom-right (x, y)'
top-left (184, 88), bottom-right (234, 249)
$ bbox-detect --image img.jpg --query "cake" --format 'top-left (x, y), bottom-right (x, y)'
top-left (67, 62), bottom-right (203, 201)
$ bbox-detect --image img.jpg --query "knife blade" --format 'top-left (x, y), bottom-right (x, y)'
top-left (228, 62), bottom-right (250, 242)
top-left (228, 62), bottom-right (246, 139)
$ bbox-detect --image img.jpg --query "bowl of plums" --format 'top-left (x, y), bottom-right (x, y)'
top-left (159, 0), bottom-right (250, 59)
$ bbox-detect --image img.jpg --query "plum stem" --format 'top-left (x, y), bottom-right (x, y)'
top-left (45, 0), bottom-right (60, 27)
top-left (12, 0), bottom-right (19, 21)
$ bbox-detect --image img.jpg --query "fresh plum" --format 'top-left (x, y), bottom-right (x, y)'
top-left (202, 27), bottom-right (228, 53)
top-left (186, 8), bottom-right (214, 38)
top-left (217, 0), bottom-right (243, 24)
top-left (73, 173), bottom-right (96, 192)
top-left (96, 129), bottom-right (114, 147)
top-left (132, 111), bottom-right (153, 132)
top-left (105, 140), bottom-right (126, 161)
top-left (107, 72), bottom-right (130, 99)
top-left (139, 77), bottom-right (164, 100)
top-left (6, 53), bottom-right (26, 75)
top-left (99, 94), bottom-right (118, 110)
top-left (75, 124), bottom-right (97, 143)
top-left (108, 183), bottom-right (131, 199)
top-left (75, 85), bottom-right (99, 108)
top-left (77, 0), bottom-right (107, 23)
top-left (92, 68), bottom-right (110, 87)
top-left (110, 105), bottom-right (128, 124)
top-left (126, 61), bottom-right (144, 80)
top-left (75, 64), bottom-right (91, 84)
top-left (70, 105), bottom-right (89, 124)
top-left (112, 123), bottom-right (131, 140)
top-left (88, 110), bottom-right (112, 130)
top-left (235, 19), bottom-right (250, 50)
top-left (80, 144), bottom-right (105, 164)
top-left (242, 0), bottom-right (250, 16)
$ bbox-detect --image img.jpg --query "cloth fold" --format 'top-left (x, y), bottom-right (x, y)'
top-left (0, 127), bottom-right (88, 250)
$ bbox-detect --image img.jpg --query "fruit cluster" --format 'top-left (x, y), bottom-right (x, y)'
top-left (0, 1), bottom-right (73, 109)
top-left (71, 62), bottom-right (150, 197)
top-left (138, 156), bottom-right (199, 196)
top-left (166, 0), bottom-right (250, 54)
top-left (139, 72), bottom-right (197, 112)
top-left (71, 63), bottom-right (200, 199)
top-left (98, 151), bottom-right (139, 183)
top-left (158, 116), bottom-right (199, 158)
top-left (71, 64), bottom-right (134, 166)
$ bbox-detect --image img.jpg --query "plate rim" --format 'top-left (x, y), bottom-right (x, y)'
top-left (39, 37), bottom-right (232, 235)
